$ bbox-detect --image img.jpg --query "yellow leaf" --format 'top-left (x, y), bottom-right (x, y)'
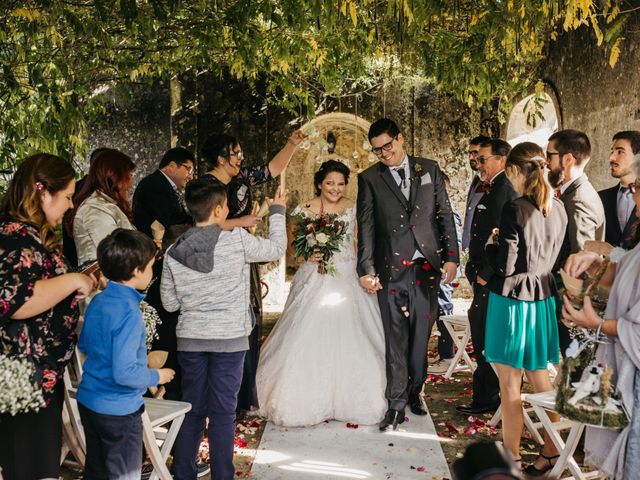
top-left (11, 8), bottom-right (41, 22)
top-left (349, 2), bottom-right (357, 27)
top-left (609, 36), bottom-right (623, 68)
top-left (591, 18), bottom-right (603, 45)
top-left (340, 1), bottom-right (347, 16)
top-left (129, 69), bottom-right (139, 81)
top-left (467, 94), bottom-right (475, 107)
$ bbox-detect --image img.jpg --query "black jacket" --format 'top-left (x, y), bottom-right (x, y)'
top-left (357, 156), bottom-right (460, 282)
top-left (599, 184), bottom-right (637, 249)
top-left (486, 197), bottom-right (567, 301)
top-left (132, 170), bottom-right (192, 237)
top-left (465, 171), bottom-right (518, 283)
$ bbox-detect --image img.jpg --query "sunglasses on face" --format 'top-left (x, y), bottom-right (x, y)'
top-left (372, 137), bottom-right (397, 156)
top-left (476, 154), bottom-right (501, 164)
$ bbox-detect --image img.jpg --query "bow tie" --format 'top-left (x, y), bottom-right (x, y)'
top-left (475, 181), bottom-right (492, 193)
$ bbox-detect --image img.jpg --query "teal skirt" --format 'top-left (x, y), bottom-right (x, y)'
top-left (484, 291), bottom-right (559, 371)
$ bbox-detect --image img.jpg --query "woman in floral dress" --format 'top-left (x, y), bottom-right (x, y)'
top-left (0, 154), bottom-right (96, 480)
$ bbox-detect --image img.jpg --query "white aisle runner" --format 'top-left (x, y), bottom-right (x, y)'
top-left (252, 409), bottom-right (450, 479)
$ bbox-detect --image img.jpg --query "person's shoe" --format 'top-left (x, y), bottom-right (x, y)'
top-left (429, 358), bottom-right (452, 375)
top-left (379, 409), bottom-right (405, 431)
top-left (196, 460), bottom-right (211, 478)
top-left (455, 402), bottom-right (499, 415)
top-left (523, 453), bottom-right (559, 477)
top-left (409, 397), bottom-right (428, 416)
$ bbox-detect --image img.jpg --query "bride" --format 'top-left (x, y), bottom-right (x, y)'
top-left (257, 160), bottom-right (387, 427)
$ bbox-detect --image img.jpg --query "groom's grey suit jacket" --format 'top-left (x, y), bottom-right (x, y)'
top-left (356, 156), bottom-right (460, 283)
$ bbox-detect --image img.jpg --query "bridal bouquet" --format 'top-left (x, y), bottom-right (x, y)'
top-left (291, 212), bottom-right (348, 275)
top-left (0, 354), bottom-right (45, 415)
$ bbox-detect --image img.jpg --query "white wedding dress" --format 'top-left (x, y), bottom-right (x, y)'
top-left (257, 205), bottom-right (387, 427)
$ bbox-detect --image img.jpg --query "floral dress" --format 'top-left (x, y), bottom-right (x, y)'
top-left (0, 217), bottom-right (79, 407)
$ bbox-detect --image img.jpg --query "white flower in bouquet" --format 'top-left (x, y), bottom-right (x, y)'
top-left (140, 300), bottom-right (162, 352)
top-left (0, 355), bottom-right (45, 416)
top-left (315, 232), bottom-right (329, 245)
top-left (306, 234), bottom-right (317, 247)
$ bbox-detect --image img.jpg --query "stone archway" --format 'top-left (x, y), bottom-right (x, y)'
top-left (506, 90), bottom-right (560, 147)
top-left (283, 112), bottom-right (374, 209)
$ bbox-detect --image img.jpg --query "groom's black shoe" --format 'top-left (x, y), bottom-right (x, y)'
top-left (409, 396), bottom-right (428, 416)
top-left (379, 409), bottom-right (405, 431)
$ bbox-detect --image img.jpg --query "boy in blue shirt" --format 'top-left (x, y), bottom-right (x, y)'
top-left (78, 229), bottom-right (175, 480)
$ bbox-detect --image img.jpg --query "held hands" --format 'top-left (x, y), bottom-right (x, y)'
top-left (308, 250), bottom-right (324, 264)
top-left (288, 130), bottom-right (308, 146)
top-left (359, 274), bottom-right (382, 294)
top-left (562, 295), bottom-right (601, 329)
top-left (157, 368), bottom-right (176, 385)
top-left (268, 188), bottom-right (289, 208)
top-left (441, 262), bottom-right (457, 284)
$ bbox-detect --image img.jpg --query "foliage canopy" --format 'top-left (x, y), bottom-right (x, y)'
top-left (0, 0), bottom-right (636, 169)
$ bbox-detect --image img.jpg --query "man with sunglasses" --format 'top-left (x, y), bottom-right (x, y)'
top-left (357, 118), bottom-right (459, 430)
top-left (462, 135), bottom-right (491, 252)
top-left (456, 138), bottom-right (517, 416)
top-left (547, 129), bottom-right (605, 355)
top-left (133, 147), bottom-right (195, 238)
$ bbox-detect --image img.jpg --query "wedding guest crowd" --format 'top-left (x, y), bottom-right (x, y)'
top-left (2, 121), bottom-right (640, 480)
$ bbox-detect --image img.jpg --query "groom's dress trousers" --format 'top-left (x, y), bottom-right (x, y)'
top-left (465, 171), bottom-right (517, 408)
top-left (357, 157), bottom-right (459, 411)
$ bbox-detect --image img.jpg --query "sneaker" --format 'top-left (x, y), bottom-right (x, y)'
top-left (196, 460), bottom-right (210, 478)
top-left (429, 358), bottom-right (452, 375)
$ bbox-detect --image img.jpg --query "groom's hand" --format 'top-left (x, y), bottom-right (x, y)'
top-left (359, 275), bottom-right (382, 293)
top-left (441, 261), bottom-right (457, 284)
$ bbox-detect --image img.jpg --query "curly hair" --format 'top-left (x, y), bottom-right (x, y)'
top-left (314, 160), bottom-right (350, 196)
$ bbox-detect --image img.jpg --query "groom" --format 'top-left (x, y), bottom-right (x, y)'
top-left (357, 118), bottom-right (459, 430)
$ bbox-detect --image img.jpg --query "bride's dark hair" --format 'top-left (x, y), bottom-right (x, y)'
top-left (314, 160), bottom-right (350, 196)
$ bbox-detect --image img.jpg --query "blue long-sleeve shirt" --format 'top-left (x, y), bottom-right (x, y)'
top-left (78, 281), bottom-right (160, 415)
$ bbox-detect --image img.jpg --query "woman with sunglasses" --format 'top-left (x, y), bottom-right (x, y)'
top-left (200, 130), bottom-right (306, 413)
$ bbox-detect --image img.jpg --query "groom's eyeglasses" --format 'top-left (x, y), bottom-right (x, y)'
top-left (372, 137), bottom-right (397, 156)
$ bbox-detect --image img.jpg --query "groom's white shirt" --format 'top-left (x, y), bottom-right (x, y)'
top-left (388, 154), bottom-right (425, 261)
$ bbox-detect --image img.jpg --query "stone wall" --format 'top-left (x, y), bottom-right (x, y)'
top-left (88, 80), bottom-right (172, 187)
top-left (542, 22), bottom-right (640, 191)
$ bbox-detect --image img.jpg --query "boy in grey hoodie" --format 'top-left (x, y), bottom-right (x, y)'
top-left (161, 178), bottom-right (287, 480)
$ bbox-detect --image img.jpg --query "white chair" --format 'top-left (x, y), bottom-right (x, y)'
top-left (525, 391), bottom-right (604, 480)
top-left (487, 363), bottom-right (558, 444)
top-left (439, 314), bottom-right (476, 379)
top-left (61, 350), bottom-right (191, 480)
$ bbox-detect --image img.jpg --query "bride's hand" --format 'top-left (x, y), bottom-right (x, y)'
top-left (359, 275), bottom-right (382, 293)
top-left (308, 251), bottom-right (323, 263)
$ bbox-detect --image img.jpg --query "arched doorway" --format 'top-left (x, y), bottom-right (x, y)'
top-left (506, 90), bottom-right (560, 148)
top-left (284, 112), bottom-right (374, 209)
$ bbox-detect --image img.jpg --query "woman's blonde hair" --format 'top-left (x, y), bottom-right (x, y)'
top-left (506, 142), bottom-right (553, 217)
top-left (0, 153), bottom-right (76, 250)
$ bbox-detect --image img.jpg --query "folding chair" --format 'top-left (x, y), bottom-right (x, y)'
top-left (61, 348), bottom-right (191, 480)
top-left (439, 314), bottom-right (476, 379)
top-left (525, 391), bottom-right (604, 480)
top-left (487, 363), bottom-right (558, 445)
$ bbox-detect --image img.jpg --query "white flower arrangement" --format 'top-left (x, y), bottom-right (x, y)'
top-left (140, 300), bottom-right (162, 351)
top-left (0, 354), bottom-right (45, 416)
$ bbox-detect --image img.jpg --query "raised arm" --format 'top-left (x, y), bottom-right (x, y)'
top-left (268, 130), bottom-right (307, 177)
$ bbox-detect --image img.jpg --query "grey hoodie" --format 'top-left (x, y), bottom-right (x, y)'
top-left (160, 205), bottom-right (286, 351)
